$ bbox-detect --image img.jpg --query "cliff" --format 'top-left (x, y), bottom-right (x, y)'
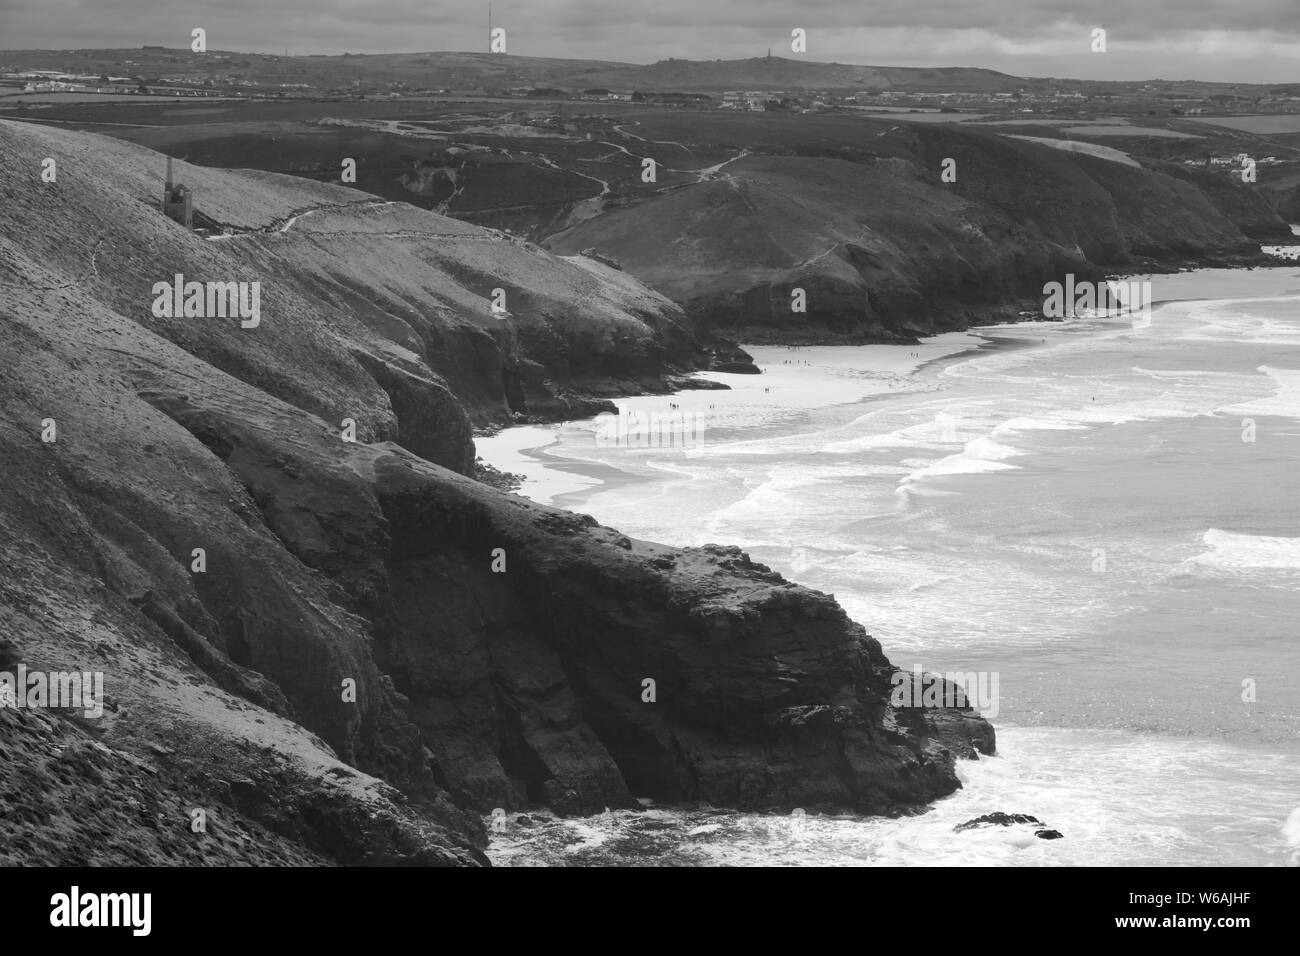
top-left (0, 120), bottom-right (992, 865)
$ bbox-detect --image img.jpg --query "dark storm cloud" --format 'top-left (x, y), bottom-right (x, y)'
top-left (3, 0), bottom-right (1299, 81)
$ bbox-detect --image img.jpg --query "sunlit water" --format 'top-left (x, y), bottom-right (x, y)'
top-left (479, 270), bottom-right (1300, 866)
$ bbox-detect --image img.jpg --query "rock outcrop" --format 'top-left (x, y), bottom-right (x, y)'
top-left (956, 813), bottom-right (1063, 840)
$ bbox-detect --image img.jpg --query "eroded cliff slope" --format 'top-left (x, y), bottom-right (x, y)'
top-left (0, 120), bottom-right (991, 865)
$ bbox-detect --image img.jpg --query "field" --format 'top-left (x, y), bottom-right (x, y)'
top-left (1188, 114), bottom-right (1300, 133)
top-left (1057, 125), bottom-right (1200, 138)
top-left (0, 98), bottom-right (920, 237)
top-left (0, 91), bottom-right (246, 103)
top-left (6, 91), bottom-right (1298, 248)
top-left (1005, 135), bottom-right (1140, 167)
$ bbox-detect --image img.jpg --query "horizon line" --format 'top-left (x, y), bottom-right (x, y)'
top-left (2, 48), bottom-right (1290, 88)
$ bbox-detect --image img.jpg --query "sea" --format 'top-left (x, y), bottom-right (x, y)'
top-left (476, 266), bottom-right (1300, 866)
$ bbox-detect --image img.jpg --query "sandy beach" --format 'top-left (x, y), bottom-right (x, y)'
top-left (479, 266), bottom-right (1300, 512)
top-left (476, 329), bottom-right (1009, 507)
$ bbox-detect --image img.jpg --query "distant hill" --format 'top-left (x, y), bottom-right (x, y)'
top-left (29, 91), bottom-right (1281, 343)
top-left (3, 47), bottom-right (1281, 97)
top-left (537, 112), bottom-right (1285, 340)
top-left (0, 48), bottom-right (1031, 94)
top-left (573, 57), bottom-right (1025, 93)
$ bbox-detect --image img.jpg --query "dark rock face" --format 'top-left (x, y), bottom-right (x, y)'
top-left (956, 812), bottom-right (1063, 840)
top-left (1, 119), bottom-right (991, 865)
top-left (361, 497), bottom-right (996, 814)
top-left (956, 812), bottom-right (1044, 829)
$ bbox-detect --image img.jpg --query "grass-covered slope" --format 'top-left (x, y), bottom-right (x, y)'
top-left (547, 116), bottom-right (1285, 340)
top-left (1, 119), bottom-right (724, 455)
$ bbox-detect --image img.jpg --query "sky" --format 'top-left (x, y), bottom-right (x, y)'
top-left (2, 0), bottom-right (1299, 82)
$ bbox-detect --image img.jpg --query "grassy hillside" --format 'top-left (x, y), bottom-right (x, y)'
top-left (17, 99), bottom-right (1283, 343)
top-left (544, 114), bottom-right (1284, 339)
top-left (2, 118), bottom-right (734, 446)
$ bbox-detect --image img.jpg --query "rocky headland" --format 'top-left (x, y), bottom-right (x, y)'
top-left (0, 119), bottom-right (993, 866)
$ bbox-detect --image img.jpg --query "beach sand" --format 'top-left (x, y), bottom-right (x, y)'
top-left (478, 266), bottom-right (1300, 511)
top-left (477, 329), bottom-right (1012, 507)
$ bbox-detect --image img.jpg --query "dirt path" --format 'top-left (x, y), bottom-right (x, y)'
top-left (204, 198), bottom-right (397, 241)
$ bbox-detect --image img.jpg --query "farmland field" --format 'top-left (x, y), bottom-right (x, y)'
top-left (1187, 113), bottom-right (1300, 133)
top-left (1059, 124), bottom-right (1201, 137)
top-left (0, 91), bottom-right (244, 103)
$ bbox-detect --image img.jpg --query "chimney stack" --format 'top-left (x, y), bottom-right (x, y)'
top-left (165, 156), bottom-right (173, 203)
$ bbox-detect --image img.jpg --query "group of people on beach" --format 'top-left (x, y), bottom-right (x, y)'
top-left (784, 345), bottom-right (811, 367)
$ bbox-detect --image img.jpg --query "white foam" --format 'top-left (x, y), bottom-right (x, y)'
top-left (1130, 366), bottom-right (1229, 380)
top-left (1025, 392), bottom-right (1204, 429)
top-left (992, 415), bottom-right (1089, 434)
top-left (823, 428), bottom-right (940, 454)
top-left (1284, 807), bottom-right (1300, 850)
top-left (1185, 528), bottom-right (1300, 571)
top-left (1218, 366), bottom-right (1300, 420)
top-left (488, 728), bottom-right (1300, 867)
top-left (1181, 300), bottom-right (1300, 346)
top-left (901, 437), bottom-right (1024, 484)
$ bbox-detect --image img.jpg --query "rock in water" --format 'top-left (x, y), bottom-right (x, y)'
top-left (956, 813), bottom-right (1063, 840)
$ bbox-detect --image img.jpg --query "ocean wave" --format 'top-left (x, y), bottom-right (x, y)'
top-left (1184, 529), bottom-right (1300, 572)
top-left (1013, 391), bottom-right (1205, 429)
top-left (1181, 300), bottom-right (1300, 345)
top-left (900, 437), bottom-right (1025, 485)
top-left (1217, 366), bottom-right (1300, 420)
top-left (1284, 807), bottom-right (1300, 859)
top-left (992, 416), bottom-right (1089, 434)
top-left (488, 728), bottom-right (1300, 867)
top-left (1129, 366), bottom-right (1231, 380)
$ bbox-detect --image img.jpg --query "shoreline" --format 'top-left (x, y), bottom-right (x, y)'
top-left (478, 327), bottom-right (1050, 509)
top-left (478, 263), bottom-right (1300, 511)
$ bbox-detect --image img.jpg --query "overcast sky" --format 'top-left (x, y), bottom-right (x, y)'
top-left (4, 1), bottom-right (1299, 82)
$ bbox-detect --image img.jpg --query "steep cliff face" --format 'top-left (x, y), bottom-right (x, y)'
top-left (546, 122), bottom-right (1284, 340)
top-left (1, 120), bottom-right (991, 865)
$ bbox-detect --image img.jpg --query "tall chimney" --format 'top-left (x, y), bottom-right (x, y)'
top-left (165, 156), bottom-right (173, 204)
